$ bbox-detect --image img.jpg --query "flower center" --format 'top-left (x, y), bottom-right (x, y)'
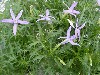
top-left (70, 9), bottom-right (73, 13)
top-left (14, 19), bottom-right (18, 24)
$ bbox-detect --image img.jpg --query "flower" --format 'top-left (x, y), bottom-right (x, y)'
top-left (67, 19), bottom-right (86, 41)
top-left (36, 9), bottom-right (55, 22)
top-left (59, 26), bottom-right (80, 46)
top-left (1, 8), bottom-right (29, 35)
top-left (63, 1), bottom-right (80, 17)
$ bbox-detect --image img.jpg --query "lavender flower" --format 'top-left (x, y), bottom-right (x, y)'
top-left (59, 26), bottom-right (80, 46)
top-left (1, 8), bottom-right (29, 35)
top-left (36, 9), bottom-right (55, 22)
top-left (63, 1), bottom-right (80, 17)
top-left (67, 19), bottom-right (86, 41)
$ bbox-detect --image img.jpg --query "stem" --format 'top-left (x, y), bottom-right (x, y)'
top-left (53, 43), bottom-right (61, 52)
top-left (13, 24), bottom-right (18, 36)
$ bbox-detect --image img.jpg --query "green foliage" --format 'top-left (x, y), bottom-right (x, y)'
top-left (0, 0), bottom-right (100, 75)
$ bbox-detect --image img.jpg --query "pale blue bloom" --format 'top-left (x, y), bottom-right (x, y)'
top-left (59, 26), bottom-right (80, 46)
top-left (67, 19), bottom-right (86, 41)
top-left (63, 1), bottom-right (80, 17)
top-left (1, 8), bottom-right (29, 35)
top-left (36, 9), bottom-right (55, 22)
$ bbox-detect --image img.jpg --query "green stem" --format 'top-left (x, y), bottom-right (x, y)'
top-left (53, 43), bottom-right (61, 52)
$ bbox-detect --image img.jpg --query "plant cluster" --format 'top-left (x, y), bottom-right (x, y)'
top-left (0, 0), bottom-right (100, 75)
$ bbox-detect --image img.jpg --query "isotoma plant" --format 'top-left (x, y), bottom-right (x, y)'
top-left (0, 0), bottom-right (99, 75)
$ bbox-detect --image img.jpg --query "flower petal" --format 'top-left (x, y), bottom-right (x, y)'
top-left (67, 19), bottom-right (75, 28)
top-left (16, 10), bottom-right (23, 20)
top-left (46, 9), bottom-right (49, 16)
top-left (49, 16), bottom-right (55, 19)
top-left (69, 2), bottom-right (78, 10)
top-left (69, 40), bottom-right (80, 46)
top-left (70, 35), bottom-right (76, 40)
top-left (67, 26), bottom-right (71, 38)
top-left (58, 37), bottom-right (67, 39)
top-left (79, 22), bottom-right (86, 29)
top-left (13, 24), bottom-right (18, 35)
top-left (63, 10), bottom-right (71, 14)
top-left (75, 29), bottom-right (80, 40)
top-left (10, 9), bottom-right (15, 19)
top-left (46, 17), bottom-right (51, 21)
top-left (60, 39), bottom-right (68, 44)
top-left (1, 19), bottom-right (13, 23)
top-left (73, 10), bottom-right (80, 14)
top-left (76, 18), bottom-right (79, 28)
top-left (77, 29), bottom-right (80, 41)
top-left (39, 15), bottom-right (44, 17)
top-left (36, 18), bottom-right (45, 22)
top-left (70, 12), bottom-right (76, 17)
top-left (18, 20), bottom-right (29, 24)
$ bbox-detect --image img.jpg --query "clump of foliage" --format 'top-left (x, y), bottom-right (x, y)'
top-left (0, 0), bottom-right (100, 75)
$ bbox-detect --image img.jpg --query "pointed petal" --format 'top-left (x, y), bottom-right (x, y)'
top-left (18, 20), bottom-right (29, 24)
top-left (75, 29), bottom-right (80, 40)
top-left (60, 39), bottom-right (68, 44)
top-left (69, 2), bottom-right (78, 10)
top-left (13, 24), bottom-right (18, 35)
top-left (63, 10), bottom-right (71, 14)
top-left (70, 12), bottom-right (76, 17)
top-left (49, 16), bottom-right (55, 19)
top-left (46, 17), bottom-right (51, 21)
top-left (46, 9), bottom-right (49, 16)
top-left (16, 10), bottom-right (23, 20)
top-left (10, 9), bottom-right (15, 19)
top-left (75, 29), bottom-right (77, 38)
top-left (39, 15), bottom-right (44, 17)
top-left (1, 19), bottom-right (13, 23)
top-left (77, 30), bottom-right (80, 41)
top-left (67, 19), bottom-right (75, 28)
top-left (70, 35), bottom-right (76, 40)
top-left (79, 22), bottom-right (86, 29)
top-left (67, 26), bottom-right (71, 38)
top-left (76, 18), bottom-right (79, 28)
top-left (36, 18), bottom-right (45, 22)
top-left (69, 40), bottom-right (80, 46)
top-left (58, 37), bottom-right (67, 39)
top-left (73, 10), bottom-right (80, 14)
